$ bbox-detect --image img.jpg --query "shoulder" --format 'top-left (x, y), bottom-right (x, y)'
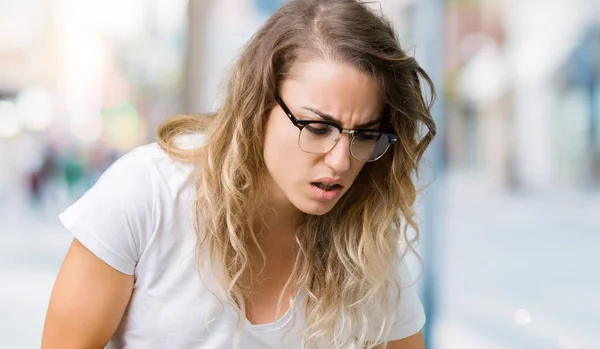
top-left (105, 141), bottom-right (198, 198)
top-left (58, 142), bottom-right (198, 275)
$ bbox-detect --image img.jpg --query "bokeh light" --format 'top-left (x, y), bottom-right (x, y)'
top-left (514, 309), bottom-right (532, 325)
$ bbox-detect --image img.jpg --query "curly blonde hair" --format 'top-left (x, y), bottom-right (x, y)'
top-left (158, 0), bottom-right (436, 347)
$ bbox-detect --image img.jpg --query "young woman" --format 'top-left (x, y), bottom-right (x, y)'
top-left (42, 0), bottom-right (436, 348)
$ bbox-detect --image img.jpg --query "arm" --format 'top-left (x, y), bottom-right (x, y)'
top-left (385, 331), bottom-right (426, 349)
top-left (42, 238), bottom-right (134, 349)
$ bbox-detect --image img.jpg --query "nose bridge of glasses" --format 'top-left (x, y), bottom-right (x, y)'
top-left (329, 129), bottom-right (353, 155)
top-left (335, 129), bottom-right (354, 140)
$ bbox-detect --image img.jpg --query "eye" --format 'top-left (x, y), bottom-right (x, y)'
top-left (354, 131), bottom-right (381, 142)
top-left (304, 123), bottom-right (336, 136)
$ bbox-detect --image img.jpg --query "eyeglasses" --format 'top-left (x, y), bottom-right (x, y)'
top-left (275, 95), bottom-right (398, 162)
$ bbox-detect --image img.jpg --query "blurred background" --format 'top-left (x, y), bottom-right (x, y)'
top-left (0, 0), bottom-right (599, 348)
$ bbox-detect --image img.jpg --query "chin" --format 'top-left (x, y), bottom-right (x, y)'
top-left (302, 207), bottom-right (332, 216)
top-left (295, 199), bottom-right (338, 216)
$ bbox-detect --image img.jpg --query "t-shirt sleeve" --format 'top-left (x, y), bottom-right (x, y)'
top-left (385, 255), bottom-right (427, 341)
top-left (58, 146), bottom-right (156, 275)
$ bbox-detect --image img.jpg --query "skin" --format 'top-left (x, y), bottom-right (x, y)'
top-left (42, 59), bottom-right (424, 348)
top-left (261, 59), bottom-right (383, 221)
top-left (386, 332), bottom-right (426, 349)
top-left (42, 239), bottom-right (133, 349)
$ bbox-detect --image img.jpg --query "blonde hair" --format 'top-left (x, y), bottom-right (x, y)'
top-left (158, 0), bottom-right (436, 347)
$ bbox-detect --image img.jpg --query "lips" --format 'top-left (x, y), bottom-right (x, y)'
top-left (310, 177), bottom-right (345, 202)
top-left (310, 182), bottom-right (343, 201)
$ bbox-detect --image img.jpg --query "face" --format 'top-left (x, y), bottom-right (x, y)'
top-left (262, 59), bottom-right (384, 217)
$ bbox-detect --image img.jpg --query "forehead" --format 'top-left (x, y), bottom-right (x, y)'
top-left (282, 60), bottom-right (384, 123)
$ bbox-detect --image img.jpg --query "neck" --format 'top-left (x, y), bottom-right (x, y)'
top-left (251, 173), bottom-right (305, 252)
top-left (253, 202), bottom-right (302, 249)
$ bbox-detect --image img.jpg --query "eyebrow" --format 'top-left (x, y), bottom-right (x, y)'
top-left (301, 106), bottom-right (382, 129)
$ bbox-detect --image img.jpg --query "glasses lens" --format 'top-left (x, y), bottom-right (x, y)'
top-left (299, 123), bottom-right (341, 154)
top-left (351, 132), bottom-right (391, 161)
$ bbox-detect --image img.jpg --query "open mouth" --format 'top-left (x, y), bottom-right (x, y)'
top-left (312, 182), bottom-right (343, 191)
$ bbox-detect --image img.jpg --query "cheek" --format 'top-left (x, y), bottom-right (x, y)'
top-left (263, 114), bottom-right (307, 181)
top-left (347, 161), bottom-right (367, 184)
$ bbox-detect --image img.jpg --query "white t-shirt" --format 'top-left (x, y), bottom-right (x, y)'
top-left (58, 142), bottom-right (426, 349)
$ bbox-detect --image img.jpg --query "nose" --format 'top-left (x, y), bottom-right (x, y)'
top-left (324, 133), bottom-right (351, 173)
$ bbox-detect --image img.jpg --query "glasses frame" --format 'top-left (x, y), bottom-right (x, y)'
top-left (275, 94), bottom-right (399, 162)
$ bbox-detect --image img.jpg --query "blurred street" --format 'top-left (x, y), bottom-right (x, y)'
top-left (0, 183), bottom-right (72, 348)
top-left (1, 170), bottom-right (599, 348)
top-left (435, 171), bottom-right (600, 349)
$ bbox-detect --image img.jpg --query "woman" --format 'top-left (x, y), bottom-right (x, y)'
top-left (42, 0), bottom-right (436, 348)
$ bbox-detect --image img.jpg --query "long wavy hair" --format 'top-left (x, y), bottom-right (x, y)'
top-left (158, 0), bottom-right (436, 347)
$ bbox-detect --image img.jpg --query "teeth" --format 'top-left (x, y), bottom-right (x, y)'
top-left (317, 183), bottom-right (335, 190)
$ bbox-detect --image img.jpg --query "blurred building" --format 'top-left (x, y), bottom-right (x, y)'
top-left (554, 26), bottom-right (600, 188)
top-left (0, 0), bottom-right (188, 201)
top-left (443, 0), bottom-right (600, 192)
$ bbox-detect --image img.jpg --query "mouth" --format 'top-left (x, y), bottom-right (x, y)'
top-left (310, 182), bottom-right (343, 202)
top-left (311, 182), bottom-right (344, 191)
